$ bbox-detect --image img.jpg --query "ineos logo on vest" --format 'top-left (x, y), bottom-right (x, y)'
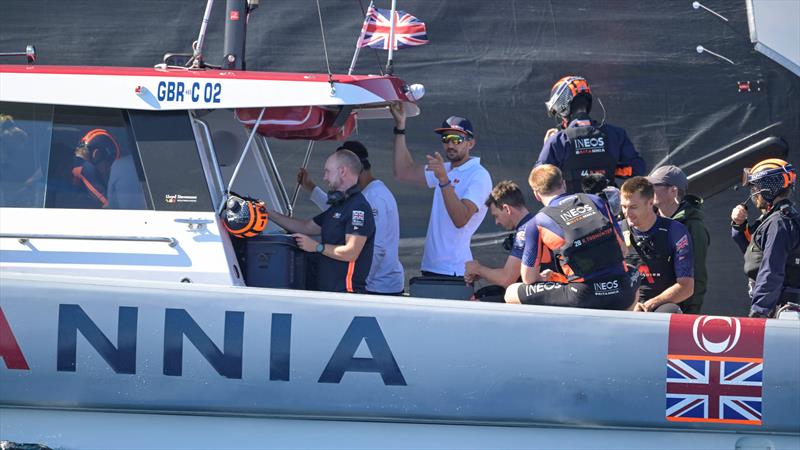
top-left (692, 316), bottom-right (742, 354)
top-left (559, 204), bottom-right (596, 225)
top-left (575, 137), bottom-right (605, 148)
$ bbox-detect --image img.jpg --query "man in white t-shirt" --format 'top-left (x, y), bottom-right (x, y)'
top-left (297, 141), bottom-right (405, 294)
top-left (390, 103), bottom-right (493, 277)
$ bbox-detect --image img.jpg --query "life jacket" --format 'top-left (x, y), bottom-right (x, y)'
top-left (561, 120), bottom-right (616, 193)
top-left (623, 220), bottom-right (676, 301)
top-left (743, 200), bottom-right (800, 286)
top-left (540, 193), bottom-right (624, 281)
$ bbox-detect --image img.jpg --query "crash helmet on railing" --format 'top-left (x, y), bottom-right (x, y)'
top-left (744, 158), bottom-right (796, 203)
top-left (76, 129), bottom-right (121, 164)
top-left (545, 76), bottom-right (592, 119)
top-left (222, 193), bottom-right (268, 238)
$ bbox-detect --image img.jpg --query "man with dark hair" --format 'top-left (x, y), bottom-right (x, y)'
top-left (647, 165), bottom-right (709, 314)
top-left (620, 176), bottom-right (694, 313)
top-left (389, 103), bottom-right (492, 277)
top-left (297, 140), bottom-right (404, 295)
top-left (464, 181), bottom-right (533, 298)
top-left (504, 165), bottom-right (636, 310)
top-left (537, 76), bottom-right (645, 193)
top-left (270, 150), bottom-right (375, 293)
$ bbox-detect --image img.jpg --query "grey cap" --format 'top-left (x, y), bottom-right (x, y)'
top-left (647, 165), bottom-right (688, 191)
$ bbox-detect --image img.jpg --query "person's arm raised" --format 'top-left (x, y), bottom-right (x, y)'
top-left (390, 102), bottom-right (427, 187)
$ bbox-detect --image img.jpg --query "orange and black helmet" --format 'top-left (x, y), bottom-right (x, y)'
top-left (744, 158), bottom-right (796, 202)
top-left (76, 129), bottom-right (121, 164)
top-left (223, 193), bottom-right (269, 238)
top-left (545, 76), bottom-right (592, 118)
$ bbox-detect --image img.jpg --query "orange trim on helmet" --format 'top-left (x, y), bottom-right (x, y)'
top-left (79, 129), bottom-right (121, 161)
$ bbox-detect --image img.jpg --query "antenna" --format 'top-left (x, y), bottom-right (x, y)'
top-left (0, 45), bottom-right (36, 64)
top-left (696, 45), bottom-right (736, 65)
top-left (692, 1), bottom-right (729, 23)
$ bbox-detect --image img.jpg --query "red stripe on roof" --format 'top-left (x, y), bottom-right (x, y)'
top-left (0, 64), bottom-right (384, 83)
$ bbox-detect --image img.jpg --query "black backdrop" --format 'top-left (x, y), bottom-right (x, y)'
top-left (3, 0), bottom-right (799, 315)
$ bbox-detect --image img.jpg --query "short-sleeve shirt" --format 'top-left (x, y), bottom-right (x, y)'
top-left (422, 157), bottom-right (492, 275)
top-left (510, 212), bottom-right (535, 260)
top-left (311, 180), bottom-right (404, 293)
top-left (521, 193), bottom-right (626, 280)
top-left (312, 191), bottom-right (375, 293)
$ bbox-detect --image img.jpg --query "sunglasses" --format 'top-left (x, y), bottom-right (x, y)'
top-left (441, 134), bottom-right (469, 144)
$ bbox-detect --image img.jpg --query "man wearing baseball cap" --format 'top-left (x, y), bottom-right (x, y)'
top-left (389, 103), bottom-right (492, 277)
top-left (297, 140), bottom-right (405, 295)
top-left (647, 165), bottom-right (709, 314)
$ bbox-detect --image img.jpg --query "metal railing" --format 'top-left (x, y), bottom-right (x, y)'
top-left (1, 233), bottom-right (178, 247)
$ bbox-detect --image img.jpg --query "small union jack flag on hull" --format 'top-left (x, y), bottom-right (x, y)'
top-left (666, 315), bottom-right (766, 426)
top-left (358, 5), bottom-right (428, 50)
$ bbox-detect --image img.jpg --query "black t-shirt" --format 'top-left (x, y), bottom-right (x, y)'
top-left (312, 191), bottom-right (375, 293)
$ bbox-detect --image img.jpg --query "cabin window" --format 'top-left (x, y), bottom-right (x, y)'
top-left (44, 105), bottom-right (148, 210)
top-left (129, 110), bottom-right (213, 212)
top-left (0, 102), bottom-right (53, 208)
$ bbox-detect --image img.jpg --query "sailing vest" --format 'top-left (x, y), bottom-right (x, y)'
top-left (540, 194), bottom-right (623, 281)
top-left (623, 221), bottom-right (676, 301)
top-left (561, 123), bottom-right (616, 193)
top-left (743, 201), bottom-right (800, 286)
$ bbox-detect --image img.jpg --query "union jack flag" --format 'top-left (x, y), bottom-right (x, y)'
top-left (358, 5), bottom-right (428, 50)
top-left (666, 357), bottom-right (763, 425)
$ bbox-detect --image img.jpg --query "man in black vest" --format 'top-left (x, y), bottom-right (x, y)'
top-left (620, 177), bottom-right (694, 313)
top-left (731, 158), bottom-right (800, 318)
top-left (536, 76), bottom-right (646, 194)
top-left (269, 150), bottom-right (375, 293)
top-left (505, 165), bottom-right (636, 310)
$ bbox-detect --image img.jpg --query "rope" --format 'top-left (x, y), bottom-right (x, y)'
top-left (315, 0), bottom-right (334, 84)
top-left (356, 0), bottom-right (385, 76)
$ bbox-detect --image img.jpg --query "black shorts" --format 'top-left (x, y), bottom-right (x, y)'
top-left (517, 273), bottom-right (637, 310)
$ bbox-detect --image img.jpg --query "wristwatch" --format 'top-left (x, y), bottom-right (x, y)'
top-left (393, 127), bottom-right (406, 135)
top-left (315, 243), bottom-right (325, 253)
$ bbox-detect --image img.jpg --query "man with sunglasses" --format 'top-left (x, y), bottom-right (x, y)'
top-left (731, 158), bottom-right (800, 318)
top-left (620, 177), bottom-right (694, 313)
top-left (390, 103), bottom-right (492, 277)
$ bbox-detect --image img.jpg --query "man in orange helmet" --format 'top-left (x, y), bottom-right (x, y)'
top-left (731, 158), bottom-right (800, 317)
top-left (537, 76), bottom-right (646, 194)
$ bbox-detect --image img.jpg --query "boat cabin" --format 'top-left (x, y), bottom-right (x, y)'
top-left (0, 65), bottom-right (419, 288)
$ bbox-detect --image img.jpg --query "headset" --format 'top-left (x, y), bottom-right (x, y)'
top-left (326, 185), bottom-right (361, 206)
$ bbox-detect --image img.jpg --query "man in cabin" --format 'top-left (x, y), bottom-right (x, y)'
top-left (504, 165), bottom-right (636, 310)
top-left (647, 165), bottom-right (709, 314)
top-left (269, 150), bottom-right (375, 293)
top-left (536, 75), bottom-right (646, 194)
top-left (71, 129), bottom-right (120, 208)
top-left (297, 141), bottom-right (404, 295)
top-left (731, 158), bottom-right (800, 318)
top-left (464, 181), bottom-right (535, 301)
top-left (389, 102), bottom-right (492, 277)
top-left (620, 177), bottom-right (694, 313)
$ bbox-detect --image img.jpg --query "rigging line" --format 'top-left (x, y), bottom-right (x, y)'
top-left (355, 0), bottom-right (385, 76)
top-left (315, 0), bottom-right (334, 85)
